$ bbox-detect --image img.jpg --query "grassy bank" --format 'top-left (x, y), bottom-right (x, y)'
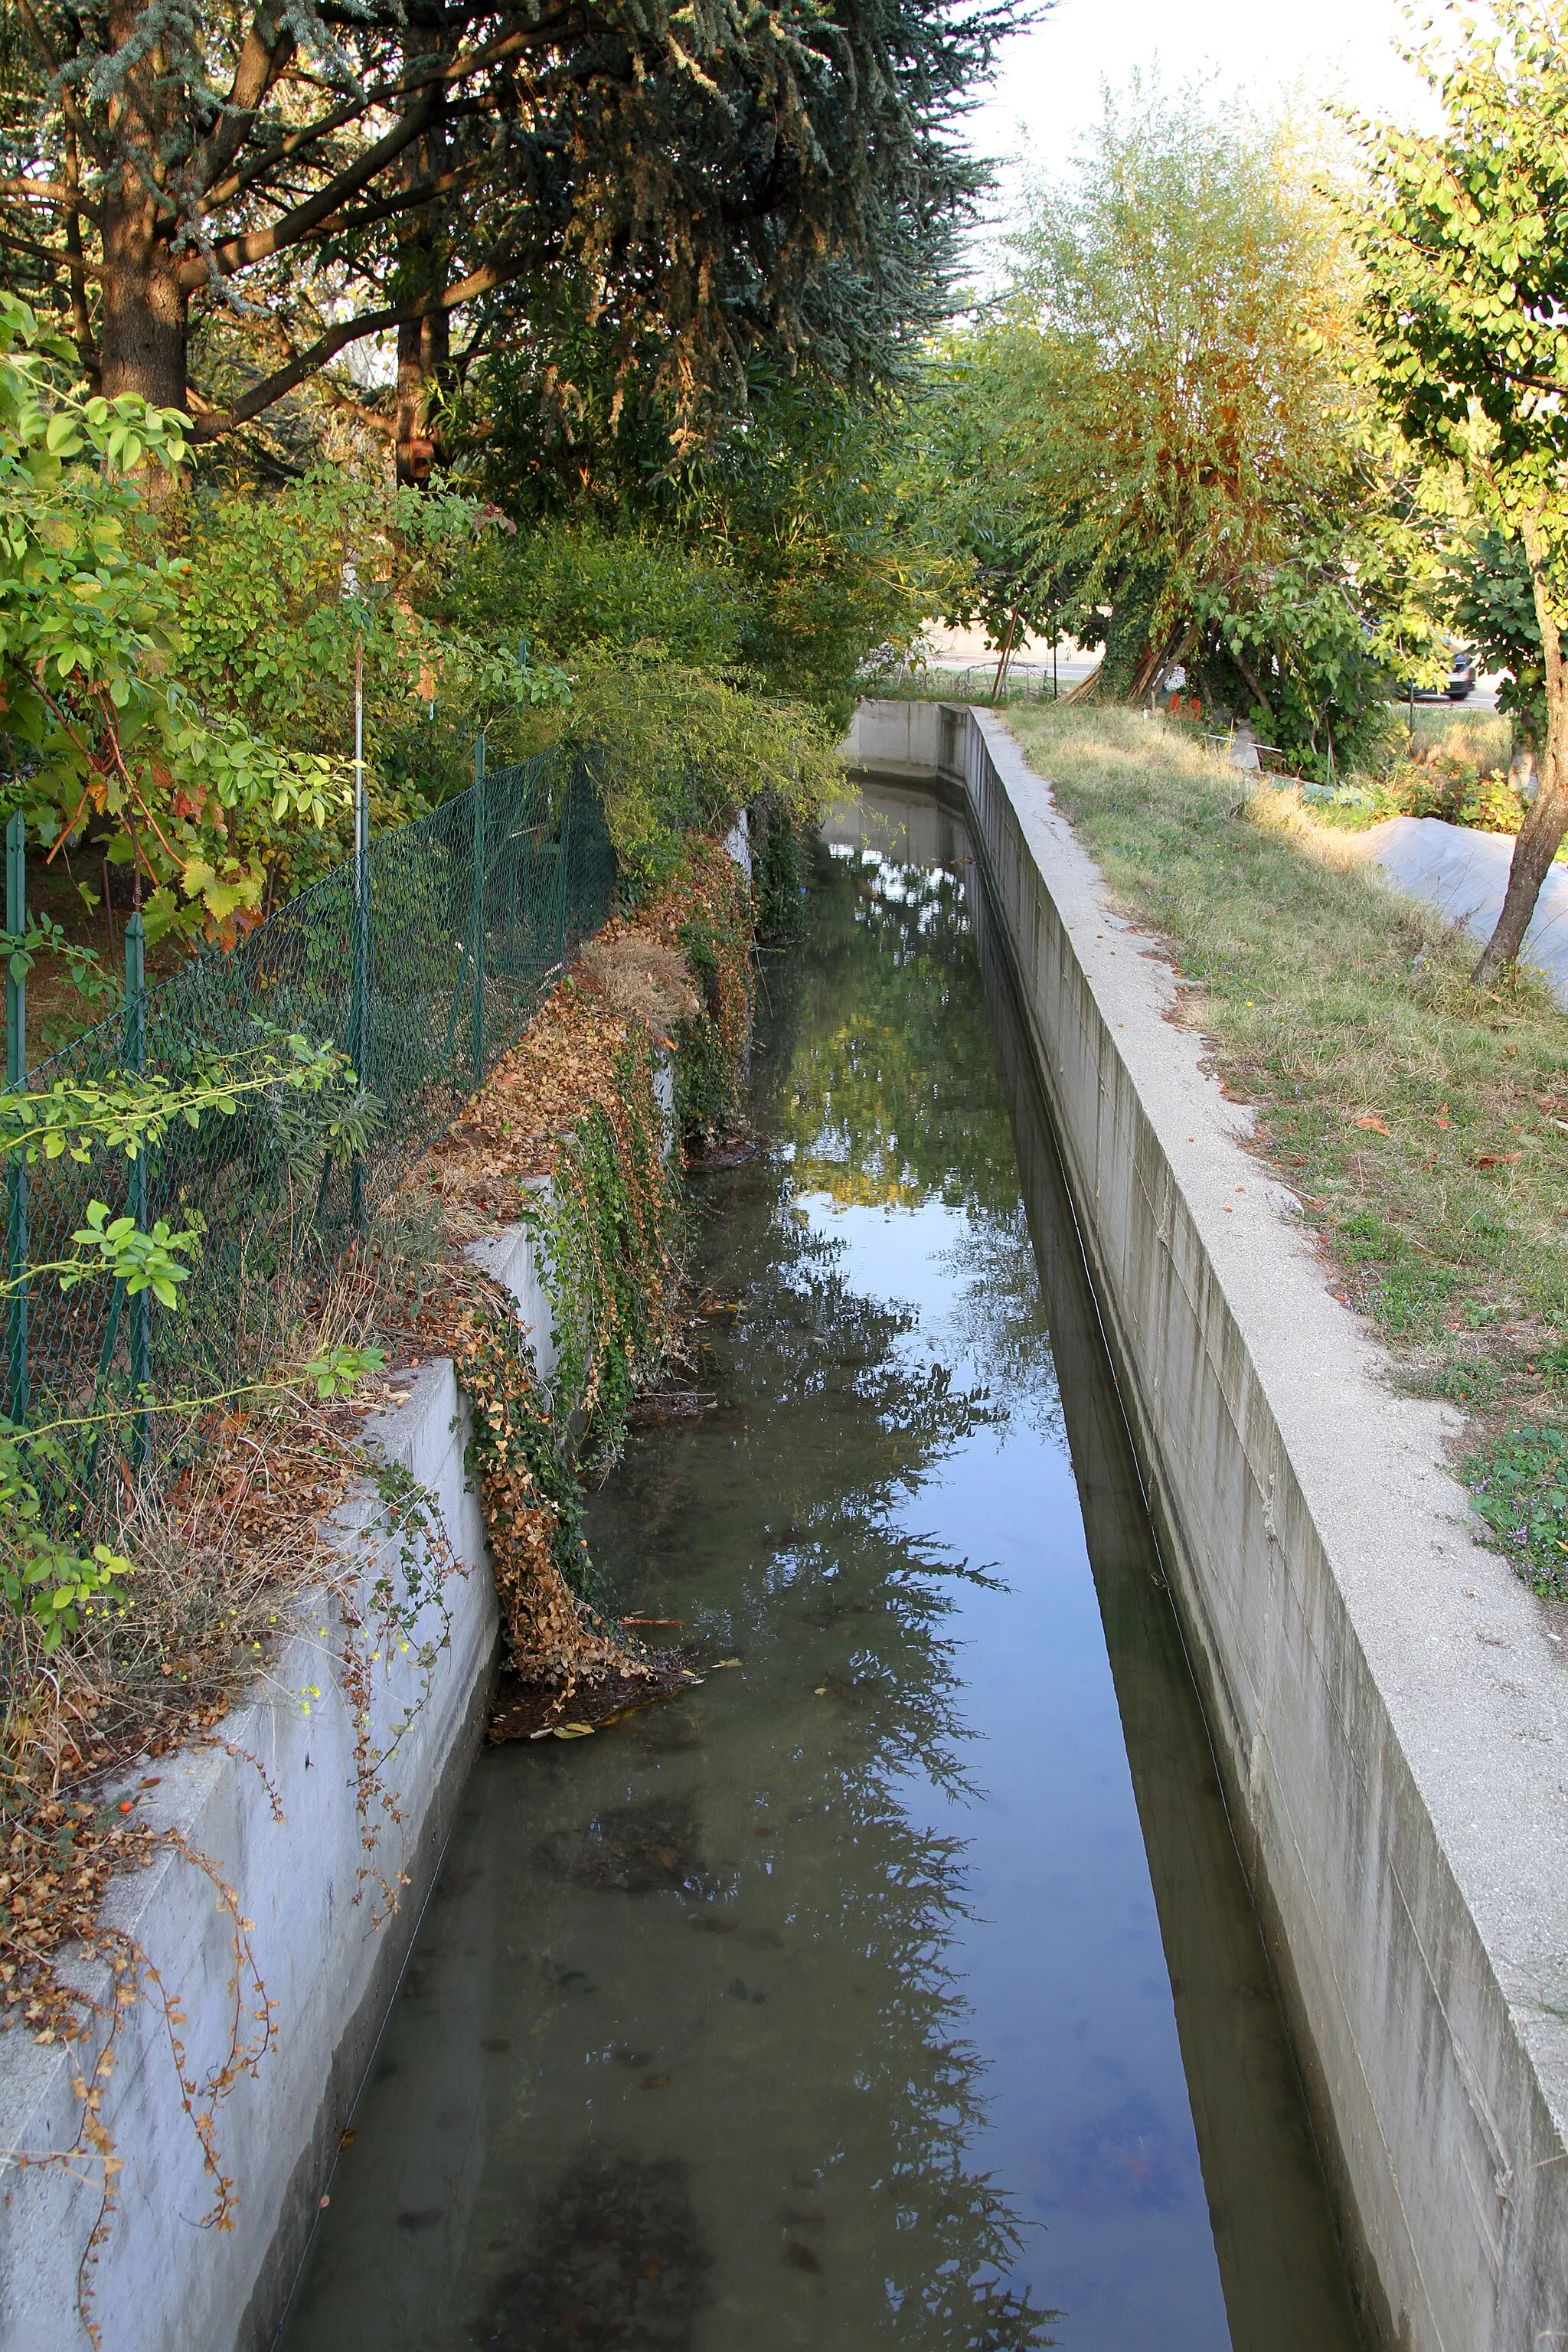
top-left (1002, 704), bottom-right (1568, 1592)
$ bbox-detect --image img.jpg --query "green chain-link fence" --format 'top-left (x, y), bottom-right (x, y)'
top-left (2, 739), bottom-right (616, 1501)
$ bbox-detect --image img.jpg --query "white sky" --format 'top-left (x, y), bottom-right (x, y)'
top-left (959, 0), bottom-right (1444, 264)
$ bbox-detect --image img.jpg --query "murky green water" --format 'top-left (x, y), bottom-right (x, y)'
top-left (279, 789), bottom-right (1361, 2352)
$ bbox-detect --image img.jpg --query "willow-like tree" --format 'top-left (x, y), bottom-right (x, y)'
top-left (1354, 0), bottom-right (1568, 984)
top-left (0, 0), bottom-right (1013, 478)
top-left (927, 83), bottom-right (1439, 762)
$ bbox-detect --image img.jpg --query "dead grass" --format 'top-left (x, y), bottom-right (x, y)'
top-left (420, 980), bottom-right (648, 1234)
top-left (413, 844), bottom-right (735, 1236)
top-left (1003, 704), bottom-right (1568, 1427)
top-left (577, 932), bottom-right (700, 1034)
top-left (1406, 702), bottom-right (1513, 770)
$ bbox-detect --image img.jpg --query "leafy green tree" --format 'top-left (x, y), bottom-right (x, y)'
top-left (930, 85), bottom-right (1441, 762)
top-left (441, 520), bottom-right (744, 674)
top-left (567, 659), bottom-right (838, 896)
top-left (916, 329), bottom-right (1078, 663)
top-left (172, 472), bottom-right (571, 881)
top-left (1354, 0), bottom-right (1568, 981)
top-left (691, 372), bottom-right (954, 719)
top-left (1448, 527), bottom-right (1564, 756)
top-left (459, 332), bottom-right (952, 716)
top-left (0, 296), bottom-right (344, 944)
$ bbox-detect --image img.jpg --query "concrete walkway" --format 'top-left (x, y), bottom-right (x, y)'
top-left (1347, 814), bottom-right (1568, 1008)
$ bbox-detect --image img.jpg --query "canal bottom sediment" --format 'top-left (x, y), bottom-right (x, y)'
top-left (279, 791), bottom-right (1361, 2352)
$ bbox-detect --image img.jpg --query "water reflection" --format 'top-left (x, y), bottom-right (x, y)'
top-left (279, 799), bottom-right (1357, 2352)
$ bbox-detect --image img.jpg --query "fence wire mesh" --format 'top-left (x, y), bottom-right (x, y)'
top-left (3, 742), bottom-right (616, 1506)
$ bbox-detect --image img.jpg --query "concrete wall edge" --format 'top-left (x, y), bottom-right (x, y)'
top-left (843, 696), bottom-right (1568, 2352)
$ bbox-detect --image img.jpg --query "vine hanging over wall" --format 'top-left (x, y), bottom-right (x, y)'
top-left (0, 822), bottom-right (773, 2328)
top-left (539, 1034), bottom-right (686, 1463)
top-left (423, 843), bottom-right (756, 1715)
top-left (455, 1308), bottom-right (629, 1698)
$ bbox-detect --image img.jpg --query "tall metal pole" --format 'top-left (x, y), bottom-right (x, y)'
top-left (350, 635), bottom-right (370, 1230)
top-left (472, 731), bottom-right (486, 1086)
top-left (125, 908), bottom-right (149, 1466)
top-left (5, 812), bottom-right (28, 1425)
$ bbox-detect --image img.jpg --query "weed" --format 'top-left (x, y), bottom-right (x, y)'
top-left (1465, 1426), bottom-right (1568, 1595)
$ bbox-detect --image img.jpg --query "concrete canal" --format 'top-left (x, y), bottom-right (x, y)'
top-left (278, 785), bottom-right (1360, 2350)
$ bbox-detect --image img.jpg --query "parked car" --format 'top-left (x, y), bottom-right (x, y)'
top-left (1446, 646), bottom-right (1478, 700)
top-left (1405, 645), bottom-right (1478, 701)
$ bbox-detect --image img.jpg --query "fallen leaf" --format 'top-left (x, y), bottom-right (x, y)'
top-left (1353, 1115), bottom-right (1391, 1135)
top-left (712, 1658), bottom-right (741, 1669)
top-left (551, 1723), bottom-right (595, 1739)
top-left (1470, 1152), bottom-right (1521, 1169)
top-left (1435, 1104), bottom-right (1450, 1128)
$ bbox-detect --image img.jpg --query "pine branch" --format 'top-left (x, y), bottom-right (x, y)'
top-left (189, 250), bottom-right (525, 435)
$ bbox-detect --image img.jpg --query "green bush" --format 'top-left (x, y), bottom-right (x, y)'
top-left (440, 519), bottom-right (743, 670)
top-left (568, 658), bottom-right (837, 900)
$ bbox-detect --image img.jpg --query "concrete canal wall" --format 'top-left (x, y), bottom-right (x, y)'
top-left (844, 698), bottom-right (1568, 2352)
top-left (0, 1214), bottom-right (557, 2352)
top-left (0, 1024), bottom-right (679, 2341)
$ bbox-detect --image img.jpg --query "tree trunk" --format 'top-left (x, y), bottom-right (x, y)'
top-left (96, 0), bottom-right (188, 423)
top-left (1128, 624), bottom-right (1186, 706)
top-left (394, 305), bottom-right (449, 487)
top-left (394, 76), bottom-right (450, 488)
top-left (1475, 518), bottom-right (1568, 988)
top-left (98, 234), bottom-right (188, 413)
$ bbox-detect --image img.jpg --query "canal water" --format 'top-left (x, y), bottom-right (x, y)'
top-left (279, 787), bottom-right (1361, 2352)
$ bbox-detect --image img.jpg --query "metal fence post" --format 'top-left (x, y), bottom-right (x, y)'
top-left (5, 812), bottom-right (28, 1426)
top-left (350, 642), bottom-right (370, 1230)
top-left (472, 732), bottom-right (486, 1086)
top-left (125, 909), bottom-right (149, 1465)
top-left (555, 760), bottom-right (576, 970)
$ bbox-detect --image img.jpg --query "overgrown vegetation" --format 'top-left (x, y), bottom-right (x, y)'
top-left (0, 835), bottom-right (759, 2312)
top-left (1298, 710), bottom-right (1547, 841)
top-left (1003, 707), bottom-right (1568, 1519)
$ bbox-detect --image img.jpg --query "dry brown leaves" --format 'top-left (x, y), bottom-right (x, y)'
top-left (0, 843), bottom-right (746, 2138)
top-left (409, 872), bottom-right (720, 1237)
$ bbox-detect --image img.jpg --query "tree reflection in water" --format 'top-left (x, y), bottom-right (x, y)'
top-left (286, 841), bottom-right (1083, 2351)
top-left (571, 843), bottom-right (1065, 2346)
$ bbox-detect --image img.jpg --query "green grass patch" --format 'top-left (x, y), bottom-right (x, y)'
top-left (1464, 1427), bottom-right (1568, 1595)
top-left (1001, 703), bottom-right (1568, 1586)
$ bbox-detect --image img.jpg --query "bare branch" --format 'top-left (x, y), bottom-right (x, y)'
top-left (258, 161), bottom-right (488, 258)
top-left (0, 177), bottom-right (102, 223)
top-left (175, 90), bottom-right (449, 292)
top-left (190, 252), bottom-right (524, 436)
top-left (188, 21), bottom-right (299, 197)
top-left (0, 226), bottom-right (101, 280)
top-left (198, 18), bottom-right (564, 216)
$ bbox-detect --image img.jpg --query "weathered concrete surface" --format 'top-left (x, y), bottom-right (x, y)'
top-left (0, 1204), bottom-right (566, 2352)
top-left (844, 698), bottom-right (1568, 2352)
top-left (1346, 813), bottom-right (1568, 1008)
